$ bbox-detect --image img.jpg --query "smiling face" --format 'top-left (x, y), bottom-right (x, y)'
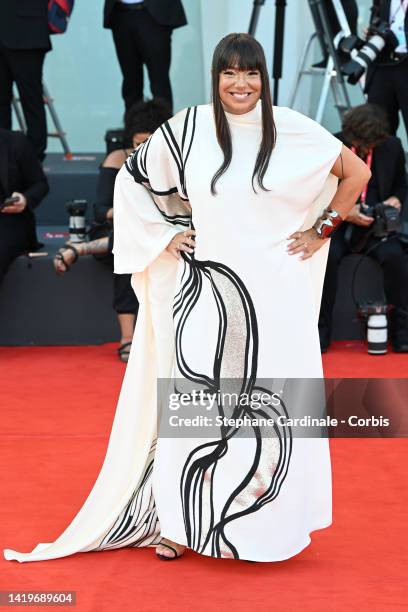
top-left (218, 67), bottom-right (262, 115)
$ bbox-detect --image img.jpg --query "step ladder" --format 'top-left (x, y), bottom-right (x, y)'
top-left (12, 82), bottom-right (73, 160)
top-left (289, 32), bottom-right (352, 124)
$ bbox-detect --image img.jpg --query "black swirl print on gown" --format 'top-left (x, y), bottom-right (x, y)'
top-left (173, 250), bottom-right (293, 560)
top-left (125, 107), bottom-right (197, 228)
top-left (89, 106), bottom-right (294, 560)
top-left (96, 442), bottom-right (161, 550)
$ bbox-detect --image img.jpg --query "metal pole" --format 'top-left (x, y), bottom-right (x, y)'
top-left (248, 0), bottom-right (266, 36)
top-left (272, 0), bottom-right (287, 104)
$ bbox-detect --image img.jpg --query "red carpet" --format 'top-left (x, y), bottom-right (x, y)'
top-left (0, 341), bottom-right (407, 611)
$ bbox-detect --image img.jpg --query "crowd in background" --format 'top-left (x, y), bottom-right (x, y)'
top-left (0, 0), bottom-right (407, 356)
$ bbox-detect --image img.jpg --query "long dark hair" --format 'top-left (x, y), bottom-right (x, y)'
top-left (211, 33), bottom-right (277, 195)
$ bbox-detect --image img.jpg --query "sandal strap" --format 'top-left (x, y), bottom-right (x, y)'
top-left (117, 341), bottom-right (132, 355)
top-left (157, 541), bottom-right (178, 558)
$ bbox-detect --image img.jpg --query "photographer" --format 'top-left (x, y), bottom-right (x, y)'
top-left (0, 128), bottom-right (49, 286)
top-left (319, 104), bottom-right (408, 352)
top-left (365, 0), bottom-right (408, 137)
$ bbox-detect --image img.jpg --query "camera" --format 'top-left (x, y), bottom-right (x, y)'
top-left (65, 199), bottom-right (87, 242)
top-left (360, 202), bottom-right (401, 238)
top-left (341, 18), bottom-right (399, 84)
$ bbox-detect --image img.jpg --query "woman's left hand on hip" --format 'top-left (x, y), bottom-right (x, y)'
top-left (286, 228), bottom-right (328, 261)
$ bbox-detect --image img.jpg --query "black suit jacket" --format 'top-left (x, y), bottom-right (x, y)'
top-left (0, 0), bottom-right (51, 51)
top-left (0, 129), bottom-right (49, 249)
top-left (336, 131), bottom-right (407, 204)
top-left (103, 0), bottom-right (187, 29)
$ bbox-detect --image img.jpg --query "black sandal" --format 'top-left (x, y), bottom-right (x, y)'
top-left (156, 540), bottom-right (185, 561)
top-left (53, 244), bottom-right (79, 276)
top-left (117, 341), bottom-right (132, 362)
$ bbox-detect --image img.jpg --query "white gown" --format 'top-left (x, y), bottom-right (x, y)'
top-left (4, 101), bottom-right (342, 563)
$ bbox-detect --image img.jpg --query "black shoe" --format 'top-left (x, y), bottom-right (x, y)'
top-left (311, 58), bottom-right (328, 69)
top-left (389, 308), bottom-right (408, 353)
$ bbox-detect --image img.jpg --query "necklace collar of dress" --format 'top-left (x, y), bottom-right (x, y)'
top-left (224, 99), bottom-right (262, 125)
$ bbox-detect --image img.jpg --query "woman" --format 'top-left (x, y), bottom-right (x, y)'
top-left (53, 99), bottom-right (172, 361)
top-left (4, 34), bottom-right (370, 564)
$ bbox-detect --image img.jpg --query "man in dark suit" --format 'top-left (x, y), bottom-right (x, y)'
top-left (104, 0), bottom-right (187, 113)
top-left (0, 0), bottom-right (51, 161)
top-left (319, 104), bottom-right (408, 353)
top-left (365, 0), bottom-right (408, 137)
top-left (0, 128), bottom-right (49, 286)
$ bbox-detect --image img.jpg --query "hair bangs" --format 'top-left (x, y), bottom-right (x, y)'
top-left (213, 34), bottom-right (264, 73)
top-left (216, 36), bottom-right (263, 73)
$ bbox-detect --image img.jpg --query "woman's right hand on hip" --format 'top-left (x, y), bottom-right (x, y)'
top-left (166, 229), bottom-right (196, 261)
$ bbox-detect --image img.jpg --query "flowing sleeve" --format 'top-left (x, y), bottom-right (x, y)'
top-left (112, 109), bottom-right (193, 274)
top-left (279, 107), bottom-right (343, 204)
top-left (281, 108), bottom-right (343, 318)
top-left (286, 108), bottom-right (343, 221)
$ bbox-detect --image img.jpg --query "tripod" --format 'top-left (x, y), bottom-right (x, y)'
top-left (248, 0), bottom-right (287, 104)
